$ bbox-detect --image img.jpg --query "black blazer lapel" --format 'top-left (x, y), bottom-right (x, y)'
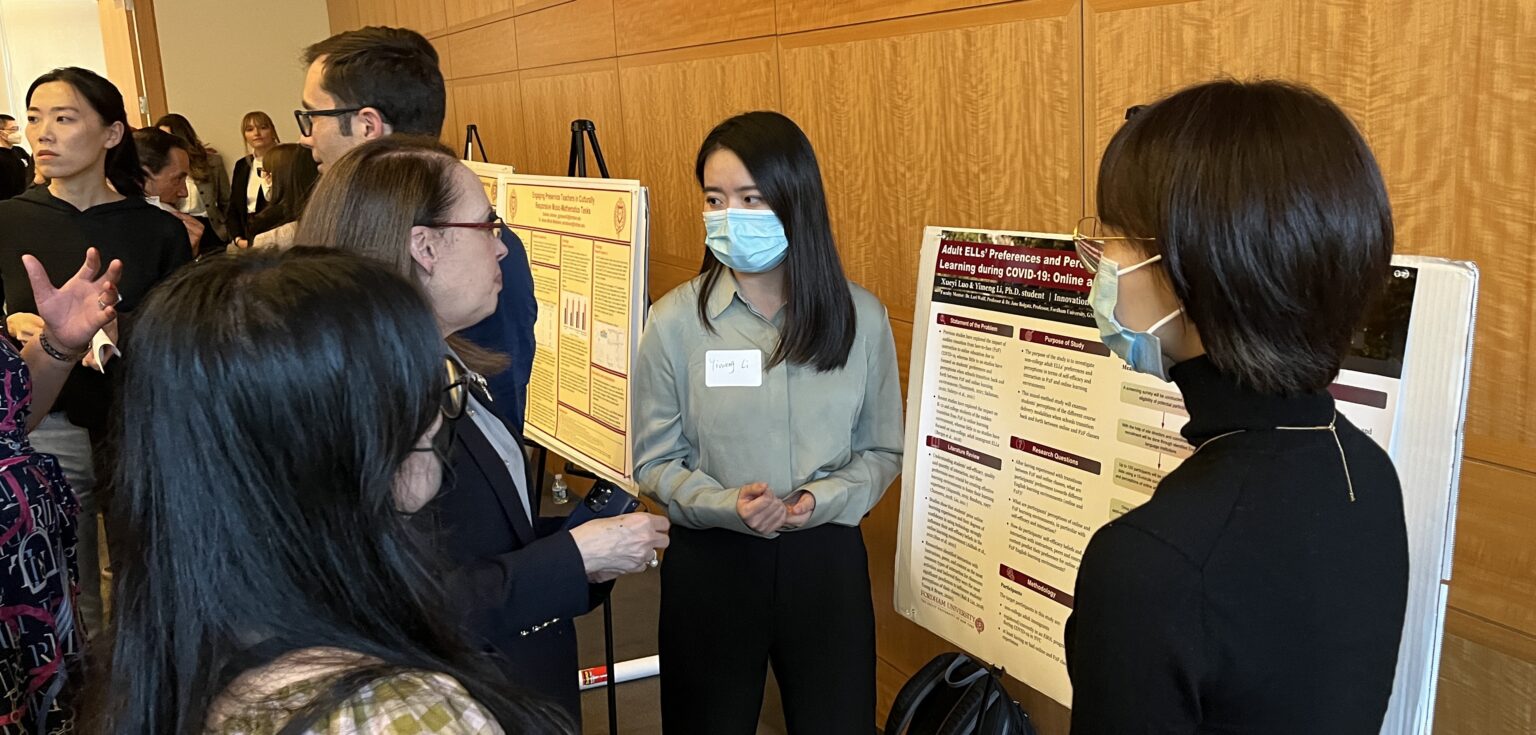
top-left (454, 417), bottom-right (538, 546)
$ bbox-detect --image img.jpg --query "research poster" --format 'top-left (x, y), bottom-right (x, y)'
top-left (496, 173), bottom-right (649, 489)
top-left (894, 226), bottom-right (1425, 709)
top-left (464, 160), bottom-right (516, 209)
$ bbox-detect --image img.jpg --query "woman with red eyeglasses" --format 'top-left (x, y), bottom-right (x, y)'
top-left (292, 136), bottom-right (669, 725)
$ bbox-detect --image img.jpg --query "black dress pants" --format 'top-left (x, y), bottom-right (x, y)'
top-left (659, 523), bottom-right (876, 735)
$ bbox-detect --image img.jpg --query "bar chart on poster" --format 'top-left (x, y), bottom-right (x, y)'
top-left (496, 172), bottom-right (649, 489)
top-left (893, 225), bottom-right (1476, 733)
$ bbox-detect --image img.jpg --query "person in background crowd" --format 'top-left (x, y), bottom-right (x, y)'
top-left (633, 111), bottom-right (904, 734)
top-left (299, 26), bottom-right (537, 429)
top-left (225, 110), bottom-right (279, 242)
top-left (95, 248), bottom-right (574, 734)
top-left (0, 247), bottom-right (121, 734)
top-left (1064, 79), bottom-right (1408, 734)
top-left (154, 113), bottom-right (230, 245)
top-left (133, 128), bottom-right (209, 254)
top-left (240, 142), bottom-right (317, 250)
top-left (0, 115), bottom-right (29, 199)
top-left (295, 137), bottom-right (669, 723)
top-left (0, 67), bottom-right (193, 641)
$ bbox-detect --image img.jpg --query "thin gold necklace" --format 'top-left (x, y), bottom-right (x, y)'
top-left (1191, 411), bottom-right (1355, 502)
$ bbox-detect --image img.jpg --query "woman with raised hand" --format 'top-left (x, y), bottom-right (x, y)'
top-left (0, 246), bottom-right (120, 733)
top-left (0, 66), bottom-right (192, 642)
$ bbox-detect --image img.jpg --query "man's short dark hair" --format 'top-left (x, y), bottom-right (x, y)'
top-left (1096, 79), bottom-right (1394, 395)
top-left (0, 114), bottom-right (14, 125)
top-left (134, 127), bottom-right (188, 174)
top-left (302, 26), bottom-right (445, 137)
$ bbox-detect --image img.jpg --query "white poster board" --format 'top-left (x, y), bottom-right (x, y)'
top-left (893, 226), bottom-right (1476, 733)
top-left (495, 172), bottom-right (650, 490)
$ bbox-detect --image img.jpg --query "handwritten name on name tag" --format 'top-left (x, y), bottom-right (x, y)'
top-left (705, 349), bottom-right (763, 387)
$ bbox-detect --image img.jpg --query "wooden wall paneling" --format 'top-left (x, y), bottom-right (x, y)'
top-left (1434, 632), bottom-right (1536, 734)
top-left (515, 0), bottom-right (617, 69)
top-left (354, 0), bottom-right (398, 26)
top-left (649, 260), bottom-right (697, 303)
top-left (327, 0), bottom-right (360, 33)
top-left (613, 0), bottom-right (776, 56)
top-left (515, 0), bottom-right (572, 14)
top-left (449, 17), bottom-right (519, 79)
top-left (445, 0), bottom-right (515, 29)
top-left (780, 1), bottom-right (1078, 325)
top-left (971, 7), bottom-right (1080, 235)
top-left (617, 40), bottom-right (781, 275)
top-left (776, 0), bottom-right (1017, 35)
top-left (518, 60), bottom-right (625, 177)
top-left (453, 73), bottom-right (528, 167)
top-left (396, 0), bottom-right (448, 35)
top-left (1446, 460), bottom-right (1536, 638)
top-left (429, 35), bottom-right (454, 80)
top-left (1452, 0), bottom-right (1536, 474)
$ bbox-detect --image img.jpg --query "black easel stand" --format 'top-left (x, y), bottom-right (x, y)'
top-left (463, 123), bottom-right (488, 162)
top-left (564, 118), bottom-right (619, 734)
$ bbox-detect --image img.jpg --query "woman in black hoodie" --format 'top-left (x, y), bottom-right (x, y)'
top-left (0, 67), bottom-right (192, 642)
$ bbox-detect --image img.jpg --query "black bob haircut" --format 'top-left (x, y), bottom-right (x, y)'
top-left (1096, 79), bottom-right (1394, 395)
top-left (694, 111), bottom-right (857, 373)
top-left (302, 26), bottom-right (446, 137)
top-left (132, 127), bottom-right (188, 175)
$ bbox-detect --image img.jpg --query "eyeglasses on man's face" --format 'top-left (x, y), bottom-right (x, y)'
top-left (293, 107), bottom-right (364, 137)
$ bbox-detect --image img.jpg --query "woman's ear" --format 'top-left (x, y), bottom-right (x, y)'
top-left (104, 120), bottom-right (124, 150)
top-left (409, 225), bottom-right (438, 275)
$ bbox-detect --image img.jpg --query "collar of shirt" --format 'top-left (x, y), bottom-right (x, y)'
top-left (706, 270), bottom-right (784, 325)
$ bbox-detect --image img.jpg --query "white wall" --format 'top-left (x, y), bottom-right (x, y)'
top-left (0, 0), bottom-right (110, 146)
top-left (153, 0), bottom-right (331, 163)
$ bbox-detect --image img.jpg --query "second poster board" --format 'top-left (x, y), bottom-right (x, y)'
top-left (495, 172), bottom-right (650, 490)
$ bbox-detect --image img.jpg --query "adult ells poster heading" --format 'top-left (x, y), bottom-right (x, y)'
top-left (497, 172), bottom-right (650, 490)
top-left (894, 226), bottom-right (1476, 733)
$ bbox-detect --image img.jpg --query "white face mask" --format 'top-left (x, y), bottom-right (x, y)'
top-left (2, 131), bottom-right (20, 146)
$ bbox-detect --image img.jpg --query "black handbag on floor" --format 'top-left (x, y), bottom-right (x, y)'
top-left (884, 652), bottom-right (1039, 735)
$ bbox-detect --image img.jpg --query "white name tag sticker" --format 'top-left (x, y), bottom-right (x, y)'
top-left (705, 349), bottom-right (763, 388)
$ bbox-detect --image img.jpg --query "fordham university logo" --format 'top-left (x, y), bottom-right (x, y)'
top-left (614, 198), bottom-right (627, 236)
top-left (507, 187), bottom-right (519, 221)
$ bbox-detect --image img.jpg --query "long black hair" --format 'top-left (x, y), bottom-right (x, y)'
top-left (26, 67), bottom-right (143, 197)
top-left (95, 249), bottom-right (573, 734)
top-left (694, 111), bottom-right (856, 372)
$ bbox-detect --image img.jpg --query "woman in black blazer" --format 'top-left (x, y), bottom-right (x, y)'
top-left (288, 135), bottom-right (671, 724)
top-left (224, 111), bottom-right (277, 241)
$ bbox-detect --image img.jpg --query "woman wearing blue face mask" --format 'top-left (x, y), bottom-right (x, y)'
top-left (1063, 80), bottom-right (1409, 734)
top-left (633, 111), bottom-right (903, 734)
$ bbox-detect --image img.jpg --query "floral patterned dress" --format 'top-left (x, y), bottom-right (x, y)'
top-left (0, 333), bottom-right (81, 734)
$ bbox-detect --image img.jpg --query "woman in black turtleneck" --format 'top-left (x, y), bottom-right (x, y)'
top-left (1063, 80), bottom-right (1408, 734)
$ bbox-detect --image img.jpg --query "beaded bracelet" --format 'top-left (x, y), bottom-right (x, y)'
top-left (38, 332), bottom-right (84, 363)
